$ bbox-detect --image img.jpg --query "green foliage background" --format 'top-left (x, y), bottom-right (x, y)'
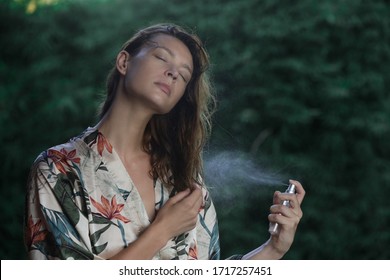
top-left (1, 0), bottom-right (389, 259)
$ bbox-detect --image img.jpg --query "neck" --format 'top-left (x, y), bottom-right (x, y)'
top-left (97, 91), bottom-right (153, 158)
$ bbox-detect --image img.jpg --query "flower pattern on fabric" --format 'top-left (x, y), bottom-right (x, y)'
top-left (25, 126), bottom-right (220, 260)
top-left (85, 130), bottom-right (113, 156)
top-left (90, 195), bottom-right (130, 223)
top-left (47, 148), bottom-right (80, 174)
top-left (25, 215), bottom-right (49, 249)
top-left (189, 243), bottom-right (198, 260)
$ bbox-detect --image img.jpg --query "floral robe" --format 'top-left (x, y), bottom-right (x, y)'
top-left (24, 126), bottom-right (220, 260)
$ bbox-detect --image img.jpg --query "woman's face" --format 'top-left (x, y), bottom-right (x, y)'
top-left (122, 34), bottom-right (194, 115)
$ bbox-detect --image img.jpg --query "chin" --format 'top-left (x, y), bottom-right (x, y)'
top-left (151, 102), bottom-right (177, 115)
top-left (155, 108), bottom-right (173, 115)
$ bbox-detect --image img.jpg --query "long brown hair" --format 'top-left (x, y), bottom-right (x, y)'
top-left (99, 23), bottom-right (215, 192)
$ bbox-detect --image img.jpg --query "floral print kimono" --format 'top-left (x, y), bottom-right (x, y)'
top-left (24, 126), bottom-right (221, 260)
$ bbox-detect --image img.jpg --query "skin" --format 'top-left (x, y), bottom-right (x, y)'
top-left (243, 179), bottom-right (305, 259)
top-left (97, 34), bottom-right (306, 260)
top-left (99, 34), bottom-right (202, 259)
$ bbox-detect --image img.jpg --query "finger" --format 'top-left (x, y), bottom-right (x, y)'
top-left (289, 179), bottom-right (306, 205)
top-left (183, 186), bottom-right (203, 207)
top-left (168, 188), bottom-right (191, 205)
top-left (268, 214), bottom-right (294, 231)
top-left (272, 191), bottom-right (282, 205)
top-left (276, 192), bottom-right (296, 203)
top-left (270, 204), bottom-right (300, 218)
top-left (194, 190), bottom-right (204, 211)
top-left (288, 197), bottom-right (302, 212)
top-left (268, 212), bottom-right (300, 229)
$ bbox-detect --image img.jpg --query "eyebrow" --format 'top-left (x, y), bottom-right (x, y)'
top-left (155, 45), bottom-right (193, 75)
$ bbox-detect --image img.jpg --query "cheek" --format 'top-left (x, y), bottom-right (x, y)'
top-left (179, 85), bottom-right (187, 97)
top-left (124, 65), bottom-right (149, 92)
top-left (173, 86), bottom-right (187, 104)
top-left (178, 81), bottom-right (189, 96)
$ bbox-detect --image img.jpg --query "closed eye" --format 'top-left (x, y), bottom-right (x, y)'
top-left (155, 54), bottom-right (167, 62)
top-left (180, 74), bottom-right (188, 83)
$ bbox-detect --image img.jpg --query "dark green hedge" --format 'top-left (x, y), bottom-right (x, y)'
top-left (1, 0), bottom-right (389, 259)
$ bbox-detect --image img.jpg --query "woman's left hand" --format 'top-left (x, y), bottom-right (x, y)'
top-left (267, 179), bottom-right (305, 256)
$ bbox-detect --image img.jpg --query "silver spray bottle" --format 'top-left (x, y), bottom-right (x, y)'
top-left (268, 183), bottom-right (296, 235)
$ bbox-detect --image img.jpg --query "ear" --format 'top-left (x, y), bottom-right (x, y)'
top-left (116, 51), bottom-right (130, 75)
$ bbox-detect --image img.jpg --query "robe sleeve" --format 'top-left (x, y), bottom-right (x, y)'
top-left (24, 153), bottom-right (97, 260)
top-left (201, 187), bottom-right (243, 260)
top-left (206, 197), bottom-right (221, 260)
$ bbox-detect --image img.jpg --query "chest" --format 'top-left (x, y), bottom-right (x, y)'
top-left (123, 154), bottom-right (155, 221)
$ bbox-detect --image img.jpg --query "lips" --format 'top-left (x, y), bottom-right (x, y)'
top-left (155, 82), bottom-right (171, 96)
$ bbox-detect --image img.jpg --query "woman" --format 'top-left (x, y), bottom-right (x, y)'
top-left (24, 23), bottom-right (305, 260)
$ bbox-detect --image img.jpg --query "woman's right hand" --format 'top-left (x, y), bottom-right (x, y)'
top-left (152, 185), bottom-right (203, 241)
top-left (110, 186), bottom-right (203, 260)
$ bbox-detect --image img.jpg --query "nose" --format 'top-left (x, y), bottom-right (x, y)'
top-left (165, 68), bottom-right (179, 80)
